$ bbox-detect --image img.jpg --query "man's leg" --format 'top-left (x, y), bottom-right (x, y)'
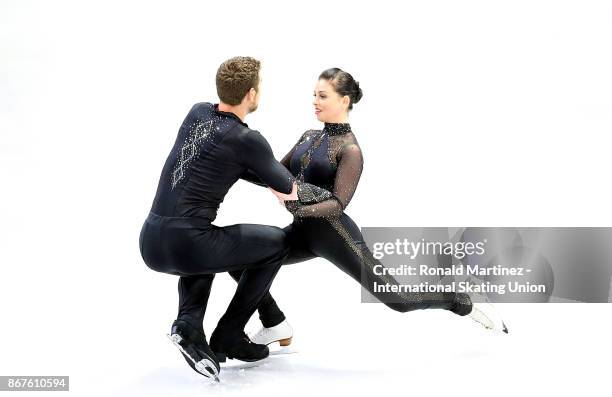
top-left (170, 275), bottom-right (220, 381)
top-left (207, 223), bottom-right (290, 361)
top-left (228, 270), bottom-right (287, 328)
top-left (215, 261), bottom-right (284, 338)
top-left (176, 275), bottom-right (215, 331)
top-left (228, 222), bottom-right (315, 328)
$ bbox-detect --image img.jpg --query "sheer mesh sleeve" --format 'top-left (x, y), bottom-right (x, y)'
top-left (293, 143), bottom-right (363, 218)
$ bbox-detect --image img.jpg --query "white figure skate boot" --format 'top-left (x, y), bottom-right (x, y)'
top-left (250, 320), bottom-right (293, 347)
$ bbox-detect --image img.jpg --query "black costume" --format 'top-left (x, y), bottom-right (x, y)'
top-left (235, 122), bottom-right (473, 328)
top-left (138, 102), bottom-right (330, 362)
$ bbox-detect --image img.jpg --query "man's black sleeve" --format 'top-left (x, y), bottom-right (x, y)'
top-left (237, 130), bottom-right (294, 194)
top-left (240, 168), bottom-right (267, 187)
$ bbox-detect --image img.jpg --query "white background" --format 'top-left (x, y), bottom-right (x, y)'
top-left (1, 0), bottom-right (611, 396)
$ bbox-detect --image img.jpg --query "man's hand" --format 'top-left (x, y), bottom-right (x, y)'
top-left (269, 182), bottom-right (298, 205)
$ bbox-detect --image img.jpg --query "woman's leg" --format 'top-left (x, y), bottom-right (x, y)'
top-left (304, 214), bottom-right (472, 315)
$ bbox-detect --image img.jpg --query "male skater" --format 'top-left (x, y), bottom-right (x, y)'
top-left (139, 56), bottom-right (329, 381)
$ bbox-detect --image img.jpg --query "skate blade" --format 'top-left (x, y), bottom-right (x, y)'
top-left (167, 333), bottom-right (220, 382)
top-left (220, 359), bottom-right (267, 369)
top-left (215, 353), bottom-right (270, 365)
top-left (268, 346), bottom-right (298, 356)
top-left (468, 314), bottom-right (509, 335)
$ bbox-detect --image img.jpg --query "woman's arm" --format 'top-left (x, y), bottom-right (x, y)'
top-left (290, 143), bottom-right (364, 218)
top-left (240, 130), bottom-right (336, 207)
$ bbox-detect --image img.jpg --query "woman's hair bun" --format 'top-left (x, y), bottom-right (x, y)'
top-left (319, 67), bottom-right (363, 110)
top-left (353, 81), bottom-right (363, 104)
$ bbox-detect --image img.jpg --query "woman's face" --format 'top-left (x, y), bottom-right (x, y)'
top-left (313, 79), bottom-right (349, 122)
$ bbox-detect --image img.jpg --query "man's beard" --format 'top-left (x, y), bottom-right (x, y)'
top-left (248, 102), bottom-right (258, 113)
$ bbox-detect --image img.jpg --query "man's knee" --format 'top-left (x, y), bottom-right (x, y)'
top-left (263, 226), bottom-right (290, 259)
top-left (247, 225), bottom-right (290, 264)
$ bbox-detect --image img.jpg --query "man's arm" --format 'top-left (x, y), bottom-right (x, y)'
top-left (238, 130), bottom-right (336, 206)
top-left (239, 130), bottom-right (310, 188)
top-left (238, 130), bottom-right (295, 195)
top-left (240, 169), bottom-right (266, 187)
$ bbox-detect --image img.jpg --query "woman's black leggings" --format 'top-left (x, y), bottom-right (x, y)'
top-left (230, 213), bottom-right (473, 328)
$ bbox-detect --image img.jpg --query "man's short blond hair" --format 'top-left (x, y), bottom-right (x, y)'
top-left (215, 56), bottom-right (261, 105)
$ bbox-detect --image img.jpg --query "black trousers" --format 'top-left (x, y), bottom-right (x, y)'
top-left (139, 212), bottom-right (289, 340)
top-left (230, 213), bottom-right (472, 328)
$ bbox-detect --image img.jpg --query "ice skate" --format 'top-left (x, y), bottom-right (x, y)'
top-left (467, 302), bottom-right (509, 334)
top-left (210, 331), bottom-right (269, 363)
top-left (250, 319), bottom-right (293, 347)
top-left (168, 319), bottom-right (220, 382)
top-left (250, 320), bottom-right (296, 356)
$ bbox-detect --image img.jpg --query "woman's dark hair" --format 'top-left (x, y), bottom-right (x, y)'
top-left (318, 68), bottom-right (363, 110)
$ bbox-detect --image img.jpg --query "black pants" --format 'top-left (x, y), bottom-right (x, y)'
top-left (139, 212), bottom-right (289, 341)
top-left (230, 213), bottom-right (472, 328)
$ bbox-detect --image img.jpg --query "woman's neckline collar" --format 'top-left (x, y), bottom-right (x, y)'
top-left (323, 122), bottom-right (351, 136)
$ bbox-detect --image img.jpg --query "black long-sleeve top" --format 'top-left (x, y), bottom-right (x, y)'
top-left (149, 102), bottom-right (294, 220)
top-left (242, 122), bottom-right (363, 218)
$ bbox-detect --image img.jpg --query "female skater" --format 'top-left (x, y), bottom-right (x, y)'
top-left (235, 68), bottom-right (507, 347)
